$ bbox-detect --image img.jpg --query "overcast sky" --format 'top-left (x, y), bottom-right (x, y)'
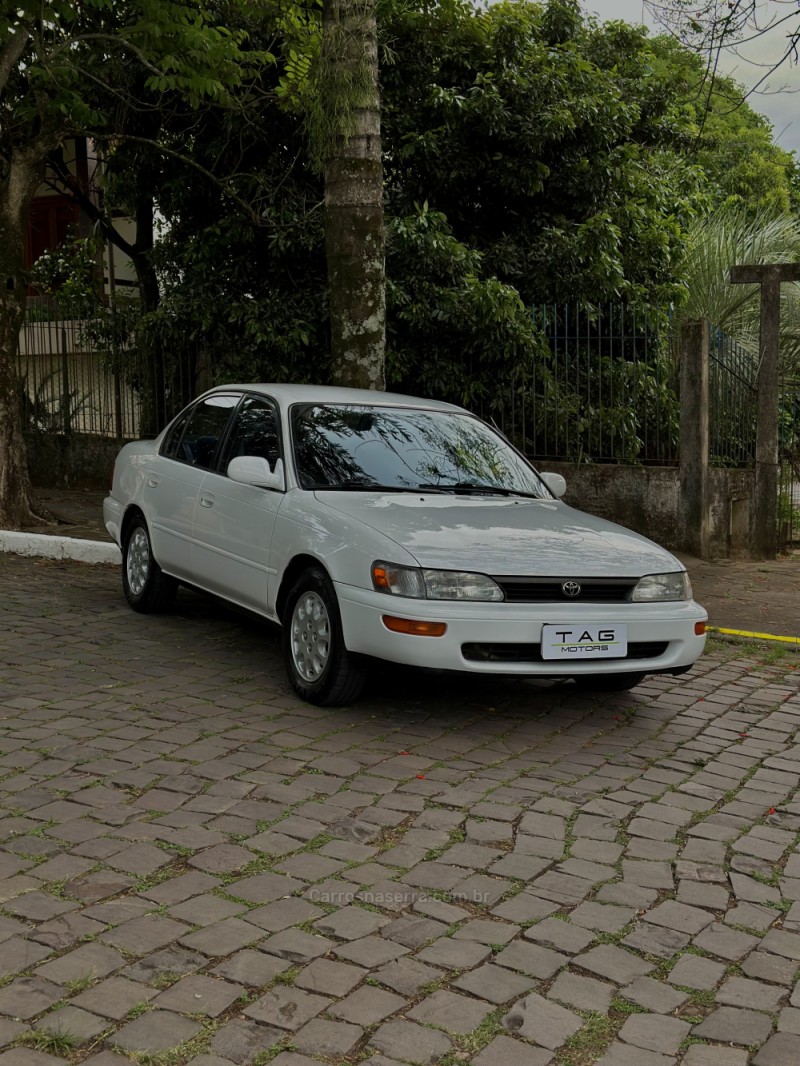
top-left (583, 0), bottom-right (800, 154)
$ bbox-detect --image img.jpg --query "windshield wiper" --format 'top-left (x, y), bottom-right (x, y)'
top-left (421, 482), bottom-right (541, 498)
top-left (311, 481), bottom-right (447, 493)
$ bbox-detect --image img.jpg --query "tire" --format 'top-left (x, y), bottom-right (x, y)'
top-left (573, 672), bottom-right (647, 693)
top-left (282, 566), bottom-right (366, 706)
top-left (122, 517), bottom-right (178, 613)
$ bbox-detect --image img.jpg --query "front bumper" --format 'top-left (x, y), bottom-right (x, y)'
top-left (336, 582), bottom-right (707, 676)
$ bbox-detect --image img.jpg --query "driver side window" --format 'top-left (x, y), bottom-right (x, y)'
top-left (162, 395), bottom-right (239, 469)
top-left (221, 397), bottom-right (280, 472)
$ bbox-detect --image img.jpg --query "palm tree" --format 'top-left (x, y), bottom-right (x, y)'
top-left (674, 207), bottom-right (800, 374)
top-left (320, 0), bottom-right (385, 390)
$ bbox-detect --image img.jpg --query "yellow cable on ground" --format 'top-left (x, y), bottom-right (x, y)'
top-left (707, 625), bottom-right (800, 646)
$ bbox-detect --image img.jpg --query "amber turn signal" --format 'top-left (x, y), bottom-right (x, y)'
top-left (695, 622), bottom-right (706, 635)
top-left (382, 615), bottom-right (447, 637)
top-left (372, 564), bottom-right (390, 589)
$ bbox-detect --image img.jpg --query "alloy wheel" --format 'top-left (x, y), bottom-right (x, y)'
top-left (126, 527), bottom-right (150, 596)
top-left (290, 591), bottom-right (331, 682)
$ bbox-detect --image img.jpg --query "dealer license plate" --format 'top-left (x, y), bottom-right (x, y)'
top-left (541, 624), bottom-right (628, 660)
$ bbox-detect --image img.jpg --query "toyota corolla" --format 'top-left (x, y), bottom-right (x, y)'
top-left (104, 385), bottom-right (707, 705)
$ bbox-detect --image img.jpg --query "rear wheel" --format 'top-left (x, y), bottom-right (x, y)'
top-left (122, 518), bottom-right (178, 613)
top-left (282, 566), bottom-right (366, 706)
top-left (573, 672), bottom-right (646, 693)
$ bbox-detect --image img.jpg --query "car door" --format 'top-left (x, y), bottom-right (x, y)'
top-left (190, 394), bottom-right (284, 613)
top-left (143, 393), bottom-right (240, 580)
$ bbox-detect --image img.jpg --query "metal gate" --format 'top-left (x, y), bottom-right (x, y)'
top-left (779, 380), bottom-right (800, 547)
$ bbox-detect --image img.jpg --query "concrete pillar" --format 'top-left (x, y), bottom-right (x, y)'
top-left (679, 317), bottom-right (710, 559)
top-left (752, 274), bottom-right (781, 559)
top-left (730, 263), bottom-right (800, 559)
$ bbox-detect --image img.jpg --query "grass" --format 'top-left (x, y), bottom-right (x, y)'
top-left (220, 854), bottom-right (276, 882)
top-left (610, 995), bottom-right (648, 1015)
top-left (127, 1001), bottom-right (154, 1019)
top-left (558, 1013), bottom-right (618, 1066)
top-left (688, 988), bottom-right (718, 1010)
top-left (437, 1009), bottom-right (505, 1065)
top-left (134, 862), bottom-right (188, 893)
top-left (129, 1026), bottom-right (213, 1065)
top-left (252, 1044), bottom-right (296, 1065)
top-left (270, 965), bottom-right (301, 987)
top-left (63, 972), bottom-right (96, 994)
top-left (17, 1029), bottom-right (79, 1054)
top-left (423, 827), bottom-right (466, 862)
top-left (154, 840), bottom-right (194, 858)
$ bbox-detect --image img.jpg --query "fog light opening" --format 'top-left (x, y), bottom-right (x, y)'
top-left (382, 615), bottom-right (447, 637)
top-left (695, 622), bottom-right (707, 635)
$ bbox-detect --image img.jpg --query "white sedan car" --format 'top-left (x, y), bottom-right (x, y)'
top-left (104, 384), bottom-right (707, 705)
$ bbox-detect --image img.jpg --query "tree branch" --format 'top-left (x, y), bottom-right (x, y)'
top-left (110, 133), bottom-right (275, 228)
top-left (44, 151), bottom-right (139, 262)
top-left (45, 33), bottom-right (169, 81)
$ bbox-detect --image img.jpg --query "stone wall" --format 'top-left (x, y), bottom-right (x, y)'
top-left (25, 432), bottom-right (123, 490)
top-left (541, 461), bottom-right (754, 559)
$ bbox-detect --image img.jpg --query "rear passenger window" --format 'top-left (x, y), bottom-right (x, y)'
top-left (161, 409), bottom-right (192, 460)
top-left (170, 395), bottom-right (239, 470)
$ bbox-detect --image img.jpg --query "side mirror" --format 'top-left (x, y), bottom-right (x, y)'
top-left (540, 471), bottom-right (566, 499)
top-left (228, 456), bottom-right (285, 491)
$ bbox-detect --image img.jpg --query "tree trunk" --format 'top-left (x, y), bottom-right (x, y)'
top-left (323, 0), bottom-right (386, 390)
top-left (0, 150), bottom-right (48, 528)
top-left (131, 187), bottom-right (168, 435)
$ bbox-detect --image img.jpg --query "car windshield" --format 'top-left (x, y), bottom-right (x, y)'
top-left (291, 403), bottom-right (550, 497)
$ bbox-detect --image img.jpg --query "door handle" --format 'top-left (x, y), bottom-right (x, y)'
top-left (199, 494), bottom-right (215, 508)
top-left (147, 477), bottom-right (159, 488)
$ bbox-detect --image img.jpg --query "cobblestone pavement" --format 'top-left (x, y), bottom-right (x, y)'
top-left (2, 555), bottom-right (800, 1066)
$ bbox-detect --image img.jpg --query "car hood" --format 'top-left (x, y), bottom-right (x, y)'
top-left (314, 492), bottom-right (682, 577)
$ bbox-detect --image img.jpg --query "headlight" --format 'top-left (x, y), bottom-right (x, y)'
top-left (632, 572), bottom-right (692, 602)
top-left (372, 562), bottom-right (504, 601)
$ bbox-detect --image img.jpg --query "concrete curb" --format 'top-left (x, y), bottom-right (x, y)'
top-left (0, 531), bottom-right (120, 565)
top-left (708, 626), bottom-right (800, 652)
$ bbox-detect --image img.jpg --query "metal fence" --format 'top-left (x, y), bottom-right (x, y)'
top-left (706, 326), bottom-right (800, 544)
top-left (19, 297), bottom-right (200, 440)
top-left (779, 378), bottom-right (800, 544)
top-left (708, 327), bottom-right (757, 467)
top-left (16, 300), bottom-right (799, 548)
top-left (470, 303), bottom-right (680, 465)
top-left (20, 298), bottom-right (140, 438)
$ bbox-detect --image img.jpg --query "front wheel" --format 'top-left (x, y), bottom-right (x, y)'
top-left (122, 518), bottom-right (178, 613)
top-left (573, 672), bottom-right (646, 693)
top-left (282, 566), bottom-right (366, 706)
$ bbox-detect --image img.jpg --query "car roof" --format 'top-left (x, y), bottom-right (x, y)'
top-left (201, 383), bottom-right (463, 412)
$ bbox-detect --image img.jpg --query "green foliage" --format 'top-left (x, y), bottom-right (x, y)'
top-left (57, 0), bottom-right (797, 445)
top-left (20, 370), bottom-right (96, 435)
top-left (525, 347), bottom-right (679, 463)
top-left (380, 0), bottom-right (704, 307)
top-left (279, 0), bottom-right (379, 173)
top-left (386, 204), bottom-right (548, 407)
top-left (1, 2), bottom-right (269, 148)
top-left (648, 36), bottom-right (798, 214)
top-left (138, 91), bottom-right (329, 394)
top-left (17, 1029), bottom-right (78, 1055)
top-left (778, 492), bottom-right (800, 531)
top-left (29, 234), bottom-right (101, 312)
top-left (674, 206), bottom-right (800, 372)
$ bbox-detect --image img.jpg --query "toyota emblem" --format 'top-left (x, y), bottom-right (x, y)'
top-left (561, 580), bottom-right (581, 598)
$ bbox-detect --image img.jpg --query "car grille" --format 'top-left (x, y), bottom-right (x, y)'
top-left (492, 577), bottom-right (638, 603)
top-left (461, 641), bottom-right (669, 664)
